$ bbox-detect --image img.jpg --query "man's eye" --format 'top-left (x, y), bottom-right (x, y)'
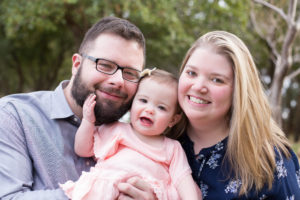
top-left (123, 70), bottom-right (139, 79)
top-left (99, 64), bottom-right (114, 72)
top-left (97, 60), bottom-right (116, 72)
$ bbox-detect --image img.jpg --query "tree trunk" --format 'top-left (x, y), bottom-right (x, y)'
top-left (269, 24), bottom-right (297, 126)
top-left (252, 0), bottom-right (299, 128)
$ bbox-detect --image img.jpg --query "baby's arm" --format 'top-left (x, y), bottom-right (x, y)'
top-left (177, 174), bottom-right (202, 200)
top-left (74, 94), bottom-right (96, 157)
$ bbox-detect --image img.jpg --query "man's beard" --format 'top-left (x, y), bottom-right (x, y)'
top-left (71, 66), bottom-right (132, 125)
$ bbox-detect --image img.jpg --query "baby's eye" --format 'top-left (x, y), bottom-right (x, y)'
top-left (158, 105), bottom-right (166, 111)
top-left (139, 98), bottom-right (147, 103)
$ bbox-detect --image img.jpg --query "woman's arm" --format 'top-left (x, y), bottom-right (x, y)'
top-left (74, 94), bottom-right (96, 157)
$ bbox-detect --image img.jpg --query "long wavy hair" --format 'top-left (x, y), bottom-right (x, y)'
top-left (178, 31), bottom-right (291, 195)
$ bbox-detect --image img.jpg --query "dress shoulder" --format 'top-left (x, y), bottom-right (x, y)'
top-left (94, 122), bottom-right (131, 160)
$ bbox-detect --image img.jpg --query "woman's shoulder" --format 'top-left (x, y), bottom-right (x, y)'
top-left (274, 146), bottom-right (300, 167)
top-left (270, 147), bottom-right (300, 198)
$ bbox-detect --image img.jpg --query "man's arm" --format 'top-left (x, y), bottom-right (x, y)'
top-left (1, 189), bottom-right (67, 200)
top-left (0, 104), bottom-right (68, 200)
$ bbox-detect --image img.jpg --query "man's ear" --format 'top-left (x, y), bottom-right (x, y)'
top-left (168, 114), bottom-right (182, 127)
top-left (72, 53), bottom-right (82, 76)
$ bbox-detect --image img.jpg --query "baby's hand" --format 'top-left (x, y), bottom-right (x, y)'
top-left (83, 94), bottom-right (96, 124)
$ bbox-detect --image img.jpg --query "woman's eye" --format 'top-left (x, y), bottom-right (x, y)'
top-left (186, 70), bottom-right (196, 76)
top-left (212, 77), bottom-right (224, 83)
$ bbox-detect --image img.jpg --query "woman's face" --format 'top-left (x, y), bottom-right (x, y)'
top-left (178, 47), bottom-right (234, 124)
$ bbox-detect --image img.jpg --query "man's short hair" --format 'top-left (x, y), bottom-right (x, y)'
top-left (79, 16), bottom-right (145, 58)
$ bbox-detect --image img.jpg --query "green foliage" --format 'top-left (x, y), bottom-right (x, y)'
top-left (1, 0), bottom-right (66, 38)
top-left (0, 0), bottom-right (77, 93)
top-left (0, 0), bottom-right (299, 137)
top-left (0, 0), bottom-right (254, 94)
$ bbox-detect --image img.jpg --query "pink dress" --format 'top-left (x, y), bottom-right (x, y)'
top-left (60, 122), bottom-right (191, 200)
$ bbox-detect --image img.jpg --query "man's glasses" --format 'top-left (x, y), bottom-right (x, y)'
top-left (81, 54), bottom-right (141, 83)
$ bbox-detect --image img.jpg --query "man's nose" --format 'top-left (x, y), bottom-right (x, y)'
top-left (108, 69), bottom-right (124, 88)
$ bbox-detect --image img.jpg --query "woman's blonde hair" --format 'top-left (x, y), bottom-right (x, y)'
top-left (179, 31), bottom-right (291, 195)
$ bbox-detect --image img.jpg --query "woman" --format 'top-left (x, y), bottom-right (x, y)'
top-left (173, 31), bottom-right (300, 199)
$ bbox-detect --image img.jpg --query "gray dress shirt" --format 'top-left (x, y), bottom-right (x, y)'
top-left (0, 81), bottom-right (95, 199)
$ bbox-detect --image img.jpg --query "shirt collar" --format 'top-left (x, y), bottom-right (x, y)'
top-left (49, 80), bottom-right (75, 119)
top-left (179, 131), bottom-right (228, 156)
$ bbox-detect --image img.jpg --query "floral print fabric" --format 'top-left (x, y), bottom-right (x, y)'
top-left (179, 133), bottom-right (300, 199)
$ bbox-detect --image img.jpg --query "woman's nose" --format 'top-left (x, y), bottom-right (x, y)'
top-left (192, 77), bottom-right (208, 93)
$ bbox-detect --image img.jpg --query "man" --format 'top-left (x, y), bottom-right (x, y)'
top-left (0, 16), bottom-right (156, 199)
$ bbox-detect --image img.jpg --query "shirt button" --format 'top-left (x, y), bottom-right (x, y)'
top-left (74, 117), bottom-right (78, 122)
top-left (86, 161), bottom-right (90, 166)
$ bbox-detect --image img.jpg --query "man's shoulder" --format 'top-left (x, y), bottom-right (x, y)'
top-left (0, 90), bottom-right (53, 112)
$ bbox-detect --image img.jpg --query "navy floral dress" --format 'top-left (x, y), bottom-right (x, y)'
top-left (179, 133), bottom-right (300, 200)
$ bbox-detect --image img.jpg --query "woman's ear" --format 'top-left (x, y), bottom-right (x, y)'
top-left (168, 114), bottom-right (182, 127)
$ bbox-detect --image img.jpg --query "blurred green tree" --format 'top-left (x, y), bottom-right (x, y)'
top-left (1, 0), bottom-right (299, 136)
top-left (0, 0), bottom-right (251, 94)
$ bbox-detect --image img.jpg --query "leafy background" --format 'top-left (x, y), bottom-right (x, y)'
top-left (0, 0), bottom-right (299, 155)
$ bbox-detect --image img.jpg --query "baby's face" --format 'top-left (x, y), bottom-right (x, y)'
top-left (130, 78), bottom-right (178, 137)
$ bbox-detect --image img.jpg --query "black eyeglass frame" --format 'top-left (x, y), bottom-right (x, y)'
top-left (81, 53), bottom-right (141, 83)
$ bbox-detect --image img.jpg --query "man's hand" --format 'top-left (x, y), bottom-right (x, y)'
top-left (117, 176), bottom-right (158, 200)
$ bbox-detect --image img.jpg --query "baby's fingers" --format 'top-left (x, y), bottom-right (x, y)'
top-left (84, 94), bottom-right (96, 108)
top-left (87, 93), bottom-right (96, 104)
top-left (83, 94), bottom-right (96, 122)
